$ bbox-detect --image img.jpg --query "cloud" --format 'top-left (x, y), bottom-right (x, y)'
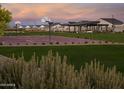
top-left (2, 3), bottom-right (124, 22)
top-left (2, 4), bottom-right (97, 21)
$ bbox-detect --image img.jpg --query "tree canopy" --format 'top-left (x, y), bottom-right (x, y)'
top-left (0, 5), bottom-right (12, 35)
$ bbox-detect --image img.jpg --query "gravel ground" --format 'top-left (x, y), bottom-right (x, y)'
top-left (0, 36), bottom-right (112, 46)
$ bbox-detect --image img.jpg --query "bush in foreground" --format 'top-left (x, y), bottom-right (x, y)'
top-left (0, 51), bottom-right (124, 89)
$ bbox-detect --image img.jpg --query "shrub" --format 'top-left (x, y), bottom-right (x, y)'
top-left (84, 41), bottom-right (88, 44)
top-left (0, 51), bottom-right (124, 89)
top-left (0, 42), bottom-right (3, 45)
top-left (49, 42), bottom-right (53, 45)
top-left (72, 42), bottom-right (74, 44)
top-left (26, 43), bottom-right (28, 45)
top-left (17, 43), bottom-right (20, 45)
top-left (42, 43), bottom-right (46, 45)
top-left (105, 41), bottom-right (109, 43)
top-left (9, 43), bottom-right (12, 45)
top-left (56, 42), bottom-right (59, 44)
top-left (33, 43), bottom-right (37, 45)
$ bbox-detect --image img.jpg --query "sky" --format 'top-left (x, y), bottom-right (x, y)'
top-left (2, 3), bottom-right (124, 26)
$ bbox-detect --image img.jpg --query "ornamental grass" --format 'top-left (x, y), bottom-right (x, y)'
top-left (0, 50), bottom-right (124, 89)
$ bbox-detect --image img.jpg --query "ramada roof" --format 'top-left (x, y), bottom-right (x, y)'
top-left (61, 21), bottom-right (108, 26)
top-left (101, 18), bottom-right (123, 25)
top-left (68, 21), bottom-right (100, 26)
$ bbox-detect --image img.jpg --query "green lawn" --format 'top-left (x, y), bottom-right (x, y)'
top-left (0, 45), bottom-right (124, 73)
top-left (5, 31), bottom-right (124, 43)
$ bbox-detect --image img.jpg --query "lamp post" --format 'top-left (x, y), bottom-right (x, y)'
top-left (41, 17), bottom-right (53, 42)
top-left (15, 21), bottom-right (21, 35)
top-left (46, 21), bottom-right (53, 42)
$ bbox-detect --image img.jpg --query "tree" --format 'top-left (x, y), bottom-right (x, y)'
top-left (0, 5), bottom-right (12, 35)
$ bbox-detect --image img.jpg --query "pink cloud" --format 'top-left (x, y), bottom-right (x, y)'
top-left (2, 3), bottom-right (124, 21)
top-left (2, 4), bottom-right (96, 21)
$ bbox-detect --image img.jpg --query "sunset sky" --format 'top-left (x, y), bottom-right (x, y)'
top-left (2, 3), bottom-right (124, 26)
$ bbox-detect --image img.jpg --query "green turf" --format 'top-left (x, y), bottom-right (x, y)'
top-left (0, 45), bottom-right (124, 73)
top-left (5, 31), bottom-right (124, 43)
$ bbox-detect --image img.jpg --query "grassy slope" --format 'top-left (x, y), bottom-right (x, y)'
top-left (5, 31), bottom-right (124, 43)
top-left (0, 45), bottom-right (124, 72)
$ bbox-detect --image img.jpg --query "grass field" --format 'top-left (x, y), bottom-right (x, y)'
top-left (0, 45), bottom-right (124, 72)
top-left (5, 31), bottom-right (124, 43)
